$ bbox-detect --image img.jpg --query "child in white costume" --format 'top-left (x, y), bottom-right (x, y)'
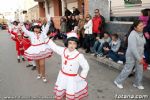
top-left (20, 16), bottom-right (53, 82)
top-left (48, 32), bottom-right (90, 100)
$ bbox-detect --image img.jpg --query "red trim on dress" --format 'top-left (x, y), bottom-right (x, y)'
top-left (66, 92), bottom-right (88, 100)
top-left (63, 48), bottom-right (80, 60)
top-left (54, 84), bottom-right (88, 100)
top-left (31, 39), bottom-right (50, 46)
top-left (61, 69), bottom-right (77, 77)
top-left (24, 49), bottom-right (53, 60)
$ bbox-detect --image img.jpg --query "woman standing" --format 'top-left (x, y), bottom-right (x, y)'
top-left (60, 16), bottom-right (67, 41)
top-left (78, 14), bottom-right (85, 48)
top-left (114, 20), bottom-right (146, 89)
top-left (20, 17), bottom-right (53, 83)
top-left (84, 14), bottom-right (93, 53)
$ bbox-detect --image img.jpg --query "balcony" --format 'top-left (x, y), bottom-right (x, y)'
top-left (34, 0), bottom-right (44, 2)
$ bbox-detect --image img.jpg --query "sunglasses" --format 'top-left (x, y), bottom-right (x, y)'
top-left (95, 12), bottom-right (98, 13)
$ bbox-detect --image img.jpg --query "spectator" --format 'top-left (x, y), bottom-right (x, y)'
top-left (81, 3), bottom-right (84, 16)
top-left (143, 9), bottom-right (150, 70)
top-left (92, 9), bottom-right (102, 40)
top-left (48, 18), bottom-right (56, 35)
top-left (99, 12), bottom-right (105, 36)
top-left (119, 34), bottom-right (128, 53)
top-left (75, 15), bottom-right (80, 26)
top-left (84, 14), bottom-right (93, 53)
top-left (71, 15), bottom-right (77, 31)
top-left (72, 7), bottom-right (80, 16)
top-left (103, 34), bottom-right (125, 64)
top-left (114, 20), bottom-right (146, 90)
top-left (64, 7), bottom-right (72, 17)
top-left (139, 9), bottom-right (149, 26)
top-left (91, 32), bottom-right (111, 57)
top-left (60, 16), bottom-right (67, 40)
top-left (66, 15), bottom-right (73, 32)
top-left (78, 14), bottom-right (86, 48)
top-left (24, 20), bottom-right (31, 30)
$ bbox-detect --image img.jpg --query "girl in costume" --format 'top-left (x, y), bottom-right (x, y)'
top-left (12, 30), bottom-right (25, 63)
top-left (48, 32), bottom-right (90, 100)
top-left (20, 16), bottom-right (53, 82)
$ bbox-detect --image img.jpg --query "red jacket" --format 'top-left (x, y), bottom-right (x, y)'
top-left (12, 37), bottom-right (24, 51)
top-left (21, 38), bottom-right (31, 50)
top-left (92, 16), bottom-right (102, 33)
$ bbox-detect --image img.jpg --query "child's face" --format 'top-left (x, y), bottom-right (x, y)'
top-left (18, 35), bottom-right (22, 40)
top-left (68, 41), bottom-right (77, 51)
top-left (112, 36), bottom-right (117, 41)
top-left (34, 28), bottom-right (41, 34)
top-left (104, 33), bottom-right (109, 38)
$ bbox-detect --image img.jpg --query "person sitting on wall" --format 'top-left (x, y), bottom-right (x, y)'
top-left (91, 32), bottom-right (111, 57)
top-left (103, 34), bottom-right (125, 64)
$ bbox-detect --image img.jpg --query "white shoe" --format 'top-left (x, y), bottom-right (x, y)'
top-left (114, 81), bottom-right (123, 89)
top-left (90, 53), bottom-right (95, 56)
top-left (97, 53), bottom-right (103, 57)
top-left (42, 77), bottom-right (47, 83)
top-left (109, 58), bottom-right (112, 60)
top-left (36, 74), bottom-right (41, 79)
top-left (133, 84), bottom-right (144, 90)
top-left (117, 61), bottom-right (123, 64)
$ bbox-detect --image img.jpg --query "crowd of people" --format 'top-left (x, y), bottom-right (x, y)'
top-left (60, 7), bottom-right (150, 90)
top-left (6, 7), bottom-right (150, 99)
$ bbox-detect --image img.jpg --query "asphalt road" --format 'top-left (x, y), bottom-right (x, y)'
top-left (0, 30), bottom-right (150, 100)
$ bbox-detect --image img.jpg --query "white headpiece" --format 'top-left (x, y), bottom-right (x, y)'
top-left (67, 31), bottom-right (78, 39)
top-left (33, 23), bottom-right (38, 26)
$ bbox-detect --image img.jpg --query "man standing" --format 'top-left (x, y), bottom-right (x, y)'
top-left (72, 7), bottom-right (80, 16)
top-left (92, 9), bottom-right (103, 39)
top-left (64, 7), bottom-right (72, 17)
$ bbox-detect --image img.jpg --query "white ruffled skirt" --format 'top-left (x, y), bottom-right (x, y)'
top-left (24, 43), bottom-right (53, 60)
top-left (54, 70), bottom-right (88, 100)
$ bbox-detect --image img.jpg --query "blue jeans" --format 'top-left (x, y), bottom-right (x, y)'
top-left (92, 40), bottom-right (104, 54)
top-left (108, 50), bottom-right (125, 63)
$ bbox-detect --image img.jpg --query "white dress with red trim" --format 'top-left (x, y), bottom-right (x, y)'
top-left (21, 22), bottom-right (53, 60)
top-left (48, 39), bottom-right (90, 100)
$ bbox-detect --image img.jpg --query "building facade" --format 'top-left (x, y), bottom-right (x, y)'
top-left (34, 0), bottom-right (88, 29)
top-left (33, 0), bottom-right (150, 28)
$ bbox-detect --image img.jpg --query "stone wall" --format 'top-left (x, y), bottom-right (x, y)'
top-left (88, 0), bottom-right (110, 21)
top-left (105, 22), bottom-right (133, 38)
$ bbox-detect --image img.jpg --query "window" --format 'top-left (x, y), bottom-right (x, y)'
top-left (124, 0), bottom-right (142, 7)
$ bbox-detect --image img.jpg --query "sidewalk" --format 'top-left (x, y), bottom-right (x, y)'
top-left (55, 39), bottom-right (150, 79)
